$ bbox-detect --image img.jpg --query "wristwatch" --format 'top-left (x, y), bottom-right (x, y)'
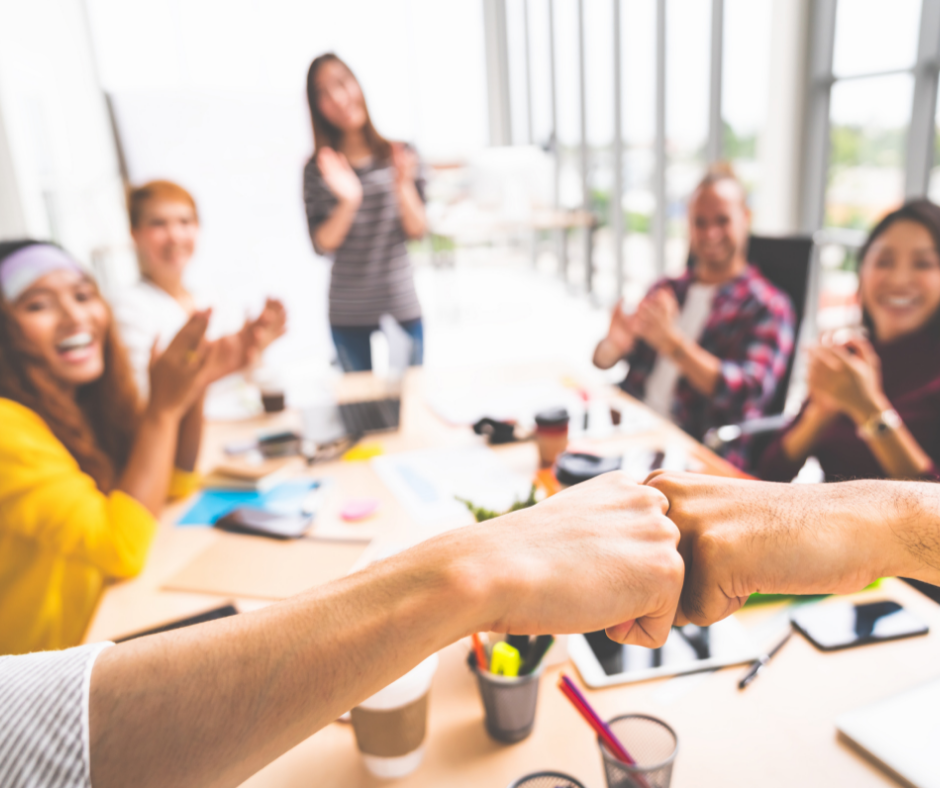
top-left (856, 408), bottom-right (902, 441)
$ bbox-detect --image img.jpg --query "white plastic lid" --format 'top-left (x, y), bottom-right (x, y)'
top-left (357, 654), bottom-right (439, 711)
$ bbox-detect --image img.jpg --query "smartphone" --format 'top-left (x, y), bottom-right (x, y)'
top-left (214, 507), bottom-right (312, 539)
top-left (791, 600), bottom-right (928, 652)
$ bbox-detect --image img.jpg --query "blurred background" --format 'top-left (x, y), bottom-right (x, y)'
top-left (2, 0), bottom-right (939, 400)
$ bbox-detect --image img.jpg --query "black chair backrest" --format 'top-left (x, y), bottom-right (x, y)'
top-left (688, 234), bottom-right (814, 416)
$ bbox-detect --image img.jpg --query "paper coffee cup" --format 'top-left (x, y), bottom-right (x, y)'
top-left (350, 654), bottom-right (438, 778)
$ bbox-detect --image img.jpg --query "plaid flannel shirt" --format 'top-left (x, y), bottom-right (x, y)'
top-left (621, 265), bottom-right (795, 469)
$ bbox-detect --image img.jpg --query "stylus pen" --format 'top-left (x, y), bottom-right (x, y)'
top-left (738, 630), bottom-right (792, 690)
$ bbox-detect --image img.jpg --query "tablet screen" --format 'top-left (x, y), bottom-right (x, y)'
top-left (584, 624), bottom-right (717, 676)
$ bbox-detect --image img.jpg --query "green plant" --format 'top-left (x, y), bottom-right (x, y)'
top-left (456, 484), bottom-right (539, 523)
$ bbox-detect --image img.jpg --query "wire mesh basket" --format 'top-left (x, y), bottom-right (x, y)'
top-left (599, 714), bottom-right (678, 788)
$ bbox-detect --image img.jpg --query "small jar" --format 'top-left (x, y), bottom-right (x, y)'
top-left (534, 408), bottom-right (570, 469)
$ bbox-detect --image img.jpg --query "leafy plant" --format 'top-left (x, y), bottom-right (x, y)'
top-left (457, 484), bottom-right (539, 523)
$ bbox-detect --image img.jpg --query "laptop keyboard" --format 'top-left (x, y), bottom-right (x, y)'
top-left (338, 398), bottom-right (401, 436)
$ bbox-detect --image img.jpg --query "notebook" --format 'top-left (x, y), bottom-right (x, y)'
top-left (836, 677), bottom-right (940, 788)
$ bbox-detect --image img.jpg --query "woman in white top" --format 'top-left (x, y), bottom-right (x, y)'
top-left (112, 180), bottom-right (287, 400)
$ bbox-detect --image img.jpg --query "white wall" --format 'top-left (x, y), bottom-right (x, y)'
top-left (85, 0), bottom-right (488, 161)
top-left (0, 0), bottom-right (129, 276)
top-left (82, 0), bottom-right (490, 376)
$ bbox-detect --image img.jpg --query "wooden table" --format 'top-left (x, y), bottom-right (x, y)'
top-left (85, 365), bottom-right (940, 788)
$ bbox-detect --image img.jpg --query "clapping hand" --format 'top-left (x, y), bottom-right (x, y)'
top-left (200, 299), bottom-right (288, 385)
top-left (632, 288), bottom-right (680, 354)
top-left (317, 147), bottom-right (363, 206)
top-left (806, 333), bottom-right (887, 423)
top-left (605, 298), bottom-right (638, 355)
top-left (391, 142), bottom-right (417, 189)
top-left (148, 310), bottom-right (213, 417)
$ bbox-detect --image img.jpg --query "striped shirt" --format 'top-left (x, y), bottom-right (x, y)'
top-left (303, 149), bottom-right (425, 327)
top-left (0, 643), bottom-right (112, 788)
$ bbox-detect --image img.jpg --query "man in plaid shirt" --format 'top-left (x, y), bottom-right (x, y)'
top-left (594, 167), bottom-right (795, 470)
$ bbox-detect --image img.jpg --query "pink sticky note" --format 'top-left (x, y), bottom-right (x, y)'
top-left (340, 498), bottom-right (380, 522)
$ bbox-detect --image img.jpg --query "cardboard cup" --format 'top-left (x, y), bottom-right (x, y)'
top-left (351, 654), bottom-right (438, 778)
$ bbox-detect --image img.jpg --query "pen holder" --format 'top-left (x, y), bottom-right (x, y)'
top-left (598, 714), bottom-right (678, 788)
top-left (508, 770), bottom-right (587, 788)
top-left (473, 665), bottom-right (542, 743)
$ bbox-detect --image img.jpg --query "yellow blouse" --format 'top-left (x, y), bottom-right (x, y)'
top-left (0, 398), bottom-right (196, 655)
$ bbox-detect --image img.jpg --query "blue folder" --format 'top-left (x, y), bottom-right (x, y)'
top-left (177, 479), bottom-right (321, 527)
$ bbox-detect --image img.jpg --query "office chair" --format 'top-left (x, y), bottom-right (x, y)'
top-left (693, 235), bottom-right (816, 467)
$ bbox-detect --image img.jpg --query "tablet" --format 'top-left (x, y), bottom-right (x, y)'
top-left (569, 617), bottom-right (759, 687)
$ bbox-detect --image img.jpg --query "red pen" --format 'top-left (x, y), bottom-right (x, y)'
top-left (471, 633), bottom-right (489, 672)
top-left (558, 674), bottom-right (651, 788)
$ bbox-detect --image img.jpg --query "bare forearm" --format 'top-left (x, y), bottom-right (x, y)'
top-left (781, 405), bottom-right (834, 463)
top-left (175, 394), bottom-right (205, 472)
top-left (863, 427), bottom-right (934, 479)
top-left (666, 335), bottom-right (721, 395)
top-left (827, 479), bottom-right (940, 585)
top-left (849, 399), bottom-right (935, 479)
top-left (397, 181), bottom-right (426, 238)
top-left (115, 409), bottom-right (180, 515)
top-left (89, 539), bottom-right (486, 788)
top-left (593, 337), bottom-right (631, 369)
top-left (314, 199), bottom-right (360, 252)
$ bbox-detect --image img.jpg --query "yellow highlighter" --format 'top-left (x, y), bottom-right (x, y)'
top-left (490, 642), bottom-right (521, 677)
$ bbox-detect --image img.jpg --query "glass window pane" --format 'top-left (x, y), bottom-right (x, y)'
top-left (832, 0), bottom-right (920, 78)
top-left (507, 0), bottom-right (532, 145)
top-left (722, 0), bottom-right (772, 224)
top-left (621, 0), bottom-right (657, 301)
top-left (825, 73), bottom-right (913, 229)
top-left (928, 79), bottom-right (940, 202)
top-left (665, 0), bottom-right (711, 275)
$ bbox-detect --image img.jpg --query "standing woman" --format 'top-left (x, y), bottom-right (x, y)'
top-left (0, 241), bottom-right (226, 655)
top-left (303, 53), bottom-right (427, 372)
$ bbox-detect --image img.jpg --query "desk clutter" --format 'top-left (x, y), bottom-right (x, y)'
top-left (84, 369), bottom-right (940, 787)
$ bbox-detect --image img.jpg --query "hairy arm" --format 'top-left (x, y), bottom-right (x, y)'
top-left (646, 471), bottom-right (940, 625)
top-left (89, 475), bottom-right (683, 788)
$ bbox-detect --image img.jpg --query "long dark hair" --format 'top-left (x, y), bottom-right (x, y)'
top-left (857, 199), bottom-right (940, 340)
top-left (0, 240), bottom-right (141, 491)
top-left (306, 53), bottom-right (392, 162)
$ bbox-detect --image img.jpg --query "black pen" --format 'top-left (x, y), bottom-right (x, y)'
top-left (519, 634), bottom-right (555, 676)
top-left (738, 630), bottom-right (792, 690)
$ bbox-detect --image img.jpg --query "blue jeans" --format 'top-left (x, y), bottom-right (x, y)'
top-left (331, 318), bottom-right (424, 373)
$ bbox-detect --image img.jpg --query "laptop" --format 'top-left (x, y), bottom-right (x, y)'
top-left (302, 398), bottom-right (401, 445)
top-left (836, 677), bottom-right (940, 788)
top-left (303, 314), bottom-right (410, 445)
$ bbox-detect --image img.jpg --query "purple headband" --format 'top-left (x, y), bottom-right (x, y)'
top-left (0, 245), bottom-right (85, 302)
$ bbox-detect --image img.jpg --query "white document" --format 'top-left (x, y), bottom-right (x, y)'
top-left (372, 447), bottom-right (533, 526)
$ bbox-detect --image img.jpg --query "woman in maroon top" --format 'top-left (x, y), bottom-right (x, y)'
top-left (759, 200), bottom-right (940, 484)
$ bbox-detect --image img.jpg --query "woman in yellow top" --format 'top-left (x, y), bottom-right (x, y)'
top-left (0, 240), bottom-right (259, 655)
